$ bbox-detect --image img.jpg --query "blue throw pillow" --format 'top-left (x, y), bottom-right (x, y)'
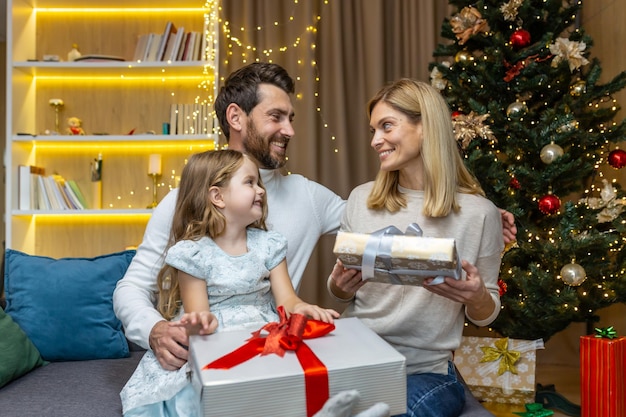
top-left (4, 249), bottom-right (136, 361)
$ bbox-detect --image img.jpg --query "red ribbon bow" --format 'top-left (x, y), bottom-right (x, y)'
top-left (202, 306), bottom-right (335, 416)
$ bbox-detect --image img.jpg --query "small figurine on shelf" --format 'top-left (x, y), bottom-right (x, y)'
top-left (67, 43), bottom-right (81, 61)
top-left (67, 117), bottom-right (85, 135)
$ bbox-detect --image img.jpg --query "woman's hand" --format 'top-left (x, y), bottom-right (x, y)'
top-left (171, 311), bottom-right (219, 336)
top-left (423, 260), bottom-right (495, 321)
top-left (328, 260), bottom-right (365, 299)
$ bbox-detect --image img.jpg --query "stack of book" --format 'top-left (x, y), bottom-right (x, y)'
top-left (169, 103), bottom-right (215, 135)
top-left (132, 21), bottom-right (207, 62)
top-left (18, 165), bottom-right (89, 211)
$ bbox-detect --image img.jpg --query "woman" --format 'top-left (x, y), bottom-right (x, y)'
top-left (328, 79), bottom-right (504, 417)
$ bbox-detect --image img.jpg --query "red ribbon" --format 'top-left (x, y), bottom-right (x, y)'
top-left (504, 54), bottom-right (552, 82)
top-left (202, 306), bottom-right (335, 417)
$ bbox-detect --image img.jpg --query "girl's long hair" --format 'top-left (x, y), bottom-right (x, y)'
top-left (156, 150), bottom-right (268, 319)
top-left (366, 79), bottom-right (484, 217)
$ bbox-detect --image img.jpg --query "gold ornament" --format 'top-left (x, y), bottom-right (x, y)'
top-left (454, 50), bottom-right (473, 64)
top-left (560, 263), bottom-right (586, 286)
top-left (506, 101), bottom-right (527, 117)
top-left (570, 80), bottom-right (587, 97)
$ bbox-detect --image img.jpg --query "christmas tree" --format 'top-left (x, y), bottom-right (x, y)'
top-left (429, 0), bottom-right (626, 341)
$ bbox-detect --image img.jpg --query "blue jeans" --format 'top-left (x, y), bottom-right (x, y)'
top-left (393, 361), bottom-right (465, 417)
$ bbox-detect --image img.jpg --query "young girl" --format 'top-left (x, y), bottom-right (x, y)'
top-left (121, 149), bottom-right (339, 417)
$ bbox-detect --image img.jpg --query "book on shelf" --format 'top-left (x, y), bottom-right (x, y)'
top-left (176, 33), bottom-right (190, 61)
top-left (66, 180), bottom-right (89, 209)
top-left (164, 26), bottom-right (185, 61)
top-left (18, 165), bottom-right (89, 211)
top-left (132, 33), bottom-right (151, 62)
top-left (156, 21), bottom-right (177, 61)
top-left (41, 175), bottom-right (65, 210)
top-left (191, 31), bottom-right (202, 62)
top-left (168, 103), bottom-right (213, 135)
top-left (18, 165), bottom-right (44, 210)
top-left (182, 32), bottom-right (198, 61)
top-left (145, 34), bottom-right (163, 62)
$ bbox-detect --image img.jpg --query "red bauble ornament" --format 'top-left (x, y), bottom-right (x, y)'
top-left (608, 149), bottom-right (626, 169)
top-left (509, 178), bottom-right (521, 190)
top-left (510, 29), bottom-right (531, 49)
top-left (497, 279), bottom-right (508, 297)
top-left (538, 194), bottom-right (561, 215)
top-left (451, 111), bottom-right (462, 118)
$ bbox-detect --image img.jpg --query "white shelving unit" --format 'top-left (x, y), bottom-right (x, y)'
top-left (5, 0), bottom-right (219, 257)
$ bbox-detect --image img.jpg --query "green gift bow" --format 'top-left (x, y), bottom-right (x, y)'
top-left (479, 337), bottom-right (521, 375)
top-left (513, 402), bottom-right (554, 417)
top-left (594, 326), bottom-right (618, 339)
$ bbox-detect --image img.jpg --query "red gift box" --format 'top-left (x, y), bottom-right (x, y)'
top-left (580, 335), bottom-right (626, 417)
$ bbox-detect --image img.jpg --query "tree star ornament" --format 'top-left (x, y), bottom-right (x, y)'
top-left (451, 111), bottom-right (497, 149)
top-left (560, 262), bottom-right (586, 286)
top-left (549, 37), bottom-right (589, 72)
top-left (538, 194), bottom-right (561, 215)
top-left (500, 0), bottom-right (524, 22)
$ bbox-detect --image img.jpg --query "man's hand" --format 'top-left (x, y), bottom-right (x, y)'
top-left (149, 320), bottom-right (189, 371)
top-left (499, 209), bottom-right (517, 244)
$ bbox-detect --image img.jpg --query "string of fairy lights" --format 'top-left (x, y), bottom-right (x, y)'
top-left (198, 0), bottom-right (338, 152)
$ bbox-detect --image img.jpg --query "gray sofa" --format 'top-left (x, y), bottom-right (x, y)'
top-left (0, 347), bottom-right (144, 417)
top-left (0, 249), bottom-right (492, 417)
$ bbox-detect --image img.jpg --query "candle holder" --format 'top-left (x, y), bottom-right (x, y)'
top-left (147, 173), bottom-right (161, 208)
top-left (49, 98), bottom-right (64, 133)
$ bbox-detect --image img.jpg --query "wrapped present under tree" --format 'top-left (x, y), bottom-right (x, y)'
top-left (580, 326), bottom-right (626, 417)
top-left (454, 336), bottom-right (544, 405)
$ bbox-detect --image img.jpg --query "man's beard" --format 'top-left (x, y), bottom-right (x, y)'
top-left (243, 119), bottom-right (288, 169)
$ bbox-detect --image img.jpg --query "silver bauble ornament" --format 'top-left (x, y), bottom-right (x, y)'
top-left (540, 142), bottom-right (564, 164)
top-left (506, 101), bottom-right (527, 118)
top-left (560, 263), bottom-right (586, 286)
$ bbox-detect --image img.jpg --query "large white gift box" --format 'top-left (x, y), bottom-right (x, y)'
top-left (189, 317), bottom-right (407, 417)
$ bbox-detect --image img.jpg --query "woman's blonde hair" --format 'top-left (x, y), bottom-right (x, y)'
top-left (156, 149), bottom-right (268, 319)
top-left (366, 79), bottom-right (484, 217)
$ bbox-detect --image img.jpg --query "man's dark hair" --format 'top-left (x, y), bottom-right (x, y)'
top-left (214, 62), bottom-right (295, 140)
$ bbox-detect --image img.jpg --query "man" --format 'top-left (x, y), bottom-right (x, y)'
top-left (113, 62), bottom-right (517, 371)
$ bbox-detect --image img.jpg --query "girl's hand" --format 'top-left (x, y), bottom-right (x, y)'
top-left (291, 302), bottom-right (340, 324)
top-left (171, 311), bottom-right (219, 336)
